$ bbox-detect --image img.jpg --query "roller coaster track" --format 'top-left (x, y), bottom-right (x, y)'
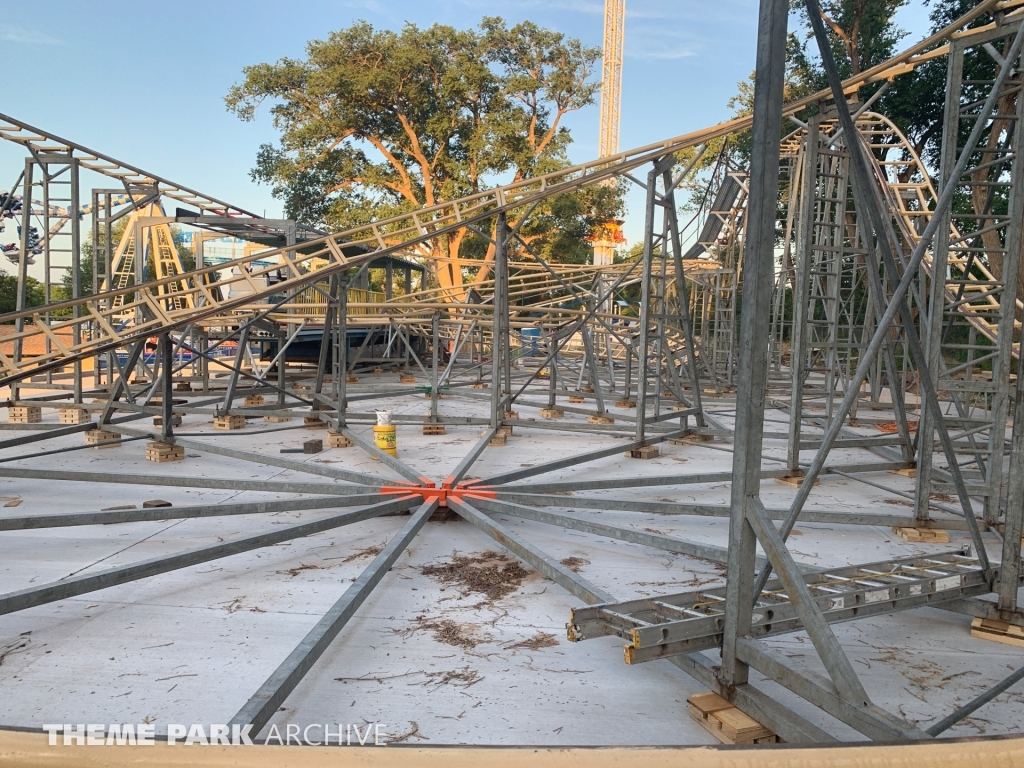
top-left (0, 0), bottom-right (1018, 388)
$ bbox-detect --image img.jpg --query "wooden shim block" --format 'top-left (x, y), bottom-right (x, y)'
top-left (8, 406), bottom-right (41, 424)
top-left (893, 526), bottom-right (950, 544)
top-left (244, 395), bottom-right (265, 406)
top-left (214, 415), bottom-right (246, 430)
top-left (626, 446), bottom-right (659, 460)
top-left (400, 375), bottom-right (417, 383)
top-left (84, 429), bottom-right (120, 448)
top-left (971, 617), bottom-right (1024, 649)
top-left (568, 396), bottom-right (586, 404)
top-left (326, 431), bottom-right (353, 448)
top-left (174, 381), bottom-right (192, 392)
top-left (303, 439), bottom-right (323, 454)
top-left (580, 386), bottom-right (594, 393)
top-left (714, 706), bottom-right (775, 743)
top-left (504, 411), bottom-right (519, 420)
top-left (264, 414), bottom-right (293, 423)
top-left (489, 433), bottom-right (507, 446)
top-left (146, 442), bottom-right (184, 463)
top-left (687, 692), bottom-right (733, 715)
top-left (687, 692), bottom-right (777, 745)
top-left (615, 400), bottom-right (636, 408)
top-left (470, 382), bottom-right (487, 389)
top-left (423, 424), bottom-right (446, 436)
top-left (888, 466), bottom-right (918, 477)
top-left (304, 416), bottom-right (327, 429)
top-left (346, 376), bottom-right (359, 384)
top-left (153, 414), bottom-right (182, 428)
top-left (588, 415), bottom-right (614, 425)
top-left (372, 368), bottom-right (383, 374)
top-left (59, 408), bottom-right (91, 425)
top-left (774, 474), bottom-right (819, 487)
top-left (539, 409), bottom-right (563, 419)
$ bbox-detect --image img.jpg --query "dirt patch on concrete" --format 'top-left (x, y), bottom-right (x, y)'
top-left (421, 551), bottom-right (530, 601)
top-left (559, 556), bottom-right (590, 573)
top-left (398, 616), bottom-right (490, 650)
top-left (506, 631), bottom-right (559, 650)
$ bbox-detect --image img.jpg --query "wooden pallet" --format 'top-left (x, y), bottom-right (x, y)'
top-left (687, 692), bottom-right (778, 745)
top-left (244, 395), bottom-right (265, 406)
top-left (8, 406), bottom-right (41, 424)
top-left (214, 414), bottom-right (246, 430)
top-left (326, 431), bottom-right (353, 448)
top-left (893, 526), bottom-right (950, 544)
top-left (971, 617), bottom-right (1024, 648)
top-left (59, 408), bottom-right (91, 425)
top-left (146, 442), bottom-right (184, 463)
top-left (84, 429), bottom-right (121, 448)
top-left (423, 423), bottom-right (446, 436)
top-left (626, 445), bottom-right (659, 460)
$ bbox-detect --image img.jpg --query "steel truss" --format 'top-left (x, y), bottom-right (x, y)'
top-left (1, 0), bottom-right (1024, 746)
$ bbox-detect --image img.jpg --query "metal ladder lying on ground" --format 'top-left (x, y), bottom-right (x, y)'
top-left (568, 551), bottom-right (988, 664)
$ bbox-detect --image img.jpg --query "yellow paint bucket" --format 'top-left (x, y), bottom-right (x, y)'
top-left (373, 424), bottom-right (397, 457)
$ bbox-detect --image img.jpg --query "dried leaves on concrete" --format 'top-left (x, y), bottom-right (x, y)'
top-left (421, 551), bottom-right (529, 601)
top-left (341, 544), bottom-right (384, 563)
top-left (559, 556), bottom-right (590, 573)
top-left (506, 632), bottom-right (559, 651)
top-left (398, 616), bottom-right (489, 650)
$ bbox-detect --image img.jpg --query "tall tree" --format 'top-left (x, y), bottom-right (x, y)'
top-left (225, 17), bottom-right (608, 296)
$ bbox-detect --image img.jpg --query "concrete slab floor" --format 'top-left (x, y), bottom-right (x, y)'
top-left (0, 378), bottom-right (1021, 744)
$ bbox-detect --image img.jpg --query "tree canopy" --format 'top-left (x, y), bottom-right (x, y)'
top-left (226, 17), bottom-right (613, 296)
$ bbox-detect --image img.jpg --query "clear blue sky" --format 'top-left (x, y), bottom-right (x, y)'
top-left (1, 0), bottom-right (932, 247)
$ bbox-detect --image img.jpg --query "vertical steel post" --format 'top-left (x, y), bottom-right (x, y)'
top-left (431, 310), bottom-right (440, 422)
top-left (633, 167), bottom-right (659, 443)
top-left (160, 333), bottom-right (174, 441)
top-left (720, 0), bottom-right (789, 687)
top-left (491, 213), bottom-right (508, 429)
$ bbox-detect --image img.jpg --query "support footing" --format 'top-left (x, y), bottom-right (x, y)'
top-left (687, 692), bottom-right (779, 745)
top-left (971, 618), bottom-right (1024, 648)
top-left (326, 431), bottom-right (353, 448)
top-left (626, 446), bottom-right (659, 460)
top-left (84, 429), bottom-right (120, 448)
top-left (146, 441), bottom-right (184, 463)
top-left (214, 414), bottom-right (246, 430)
top-left (893, 526), bottom-right (950, 544)
top-left (59, 408), bottom-right (91, 425)
top-left (8, 406), bottom-right (41, 424)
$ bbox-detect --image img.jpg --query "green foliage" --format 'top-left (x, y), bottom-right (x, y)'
top-left (0, 270), bottom-right (45, 318)
top-left (724, 1), bottom-right (909, 166)
top-left (225, 17), bottom-right (611, 268)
